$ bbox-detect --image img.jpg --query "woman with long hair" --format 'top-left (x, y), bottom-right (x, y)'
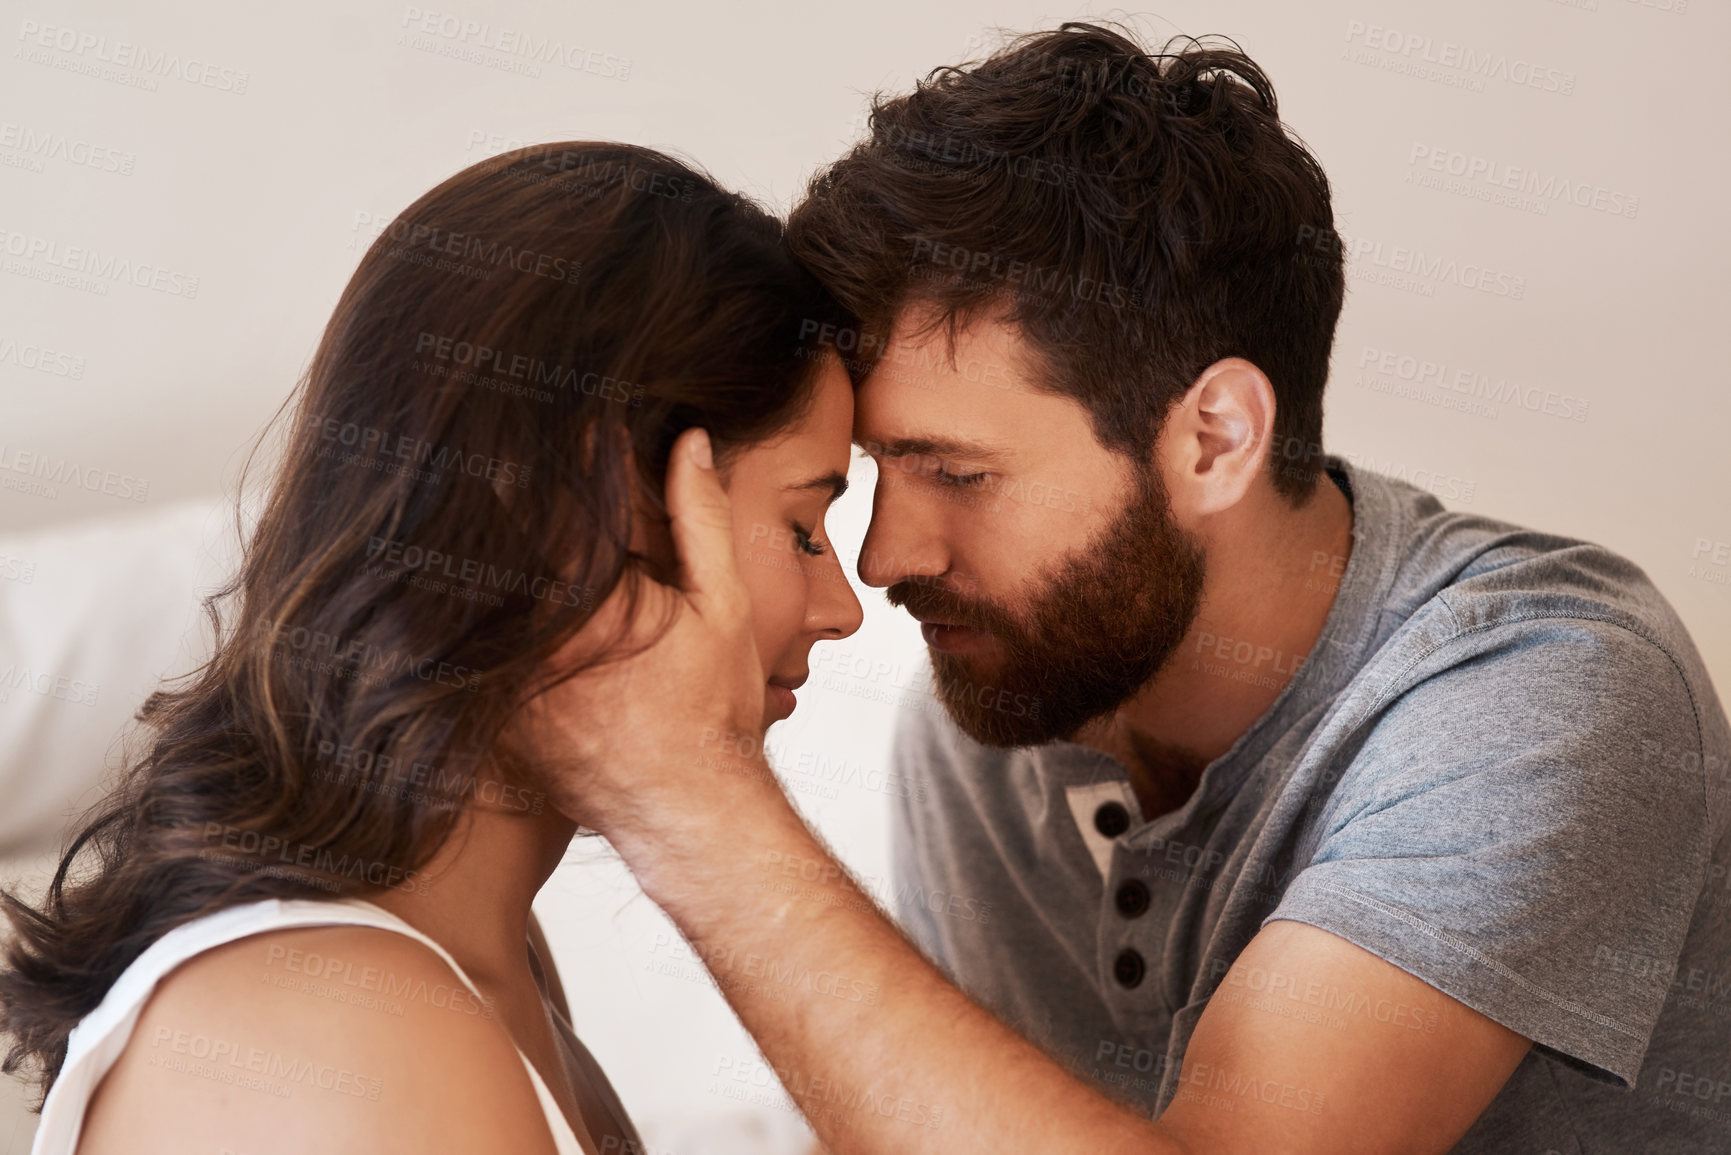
top-left (0, 142), bottom-right (863, 1154)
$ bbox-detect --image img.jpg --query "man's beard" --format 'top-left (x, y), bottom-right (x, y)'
top-left (887, 465), bottom-right (1206, 748)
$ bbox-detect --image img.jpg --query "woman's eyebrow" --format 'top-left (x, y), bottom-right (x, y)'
top-left (784, 470), bottom-right (850, 503)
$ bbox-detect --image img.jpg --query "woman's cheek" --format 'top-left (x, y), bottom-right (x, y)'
top-left (735, 538), bottom-right (806, 673)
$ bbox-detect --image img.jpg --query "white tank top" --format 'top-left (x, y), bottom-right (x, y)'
top-left (30, 897), bottom-right (612, 1155)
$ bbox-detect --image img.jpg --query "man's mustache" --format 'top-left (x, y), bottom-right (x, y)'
top-left (885, 579), bottom-right (1019, 639)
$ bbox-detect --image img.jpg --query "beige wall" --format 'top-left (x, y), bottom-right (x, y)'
top-left (4, 1), bottom-right (1725, 684)
top-left (1, 0), bottom-right (1725, 1149)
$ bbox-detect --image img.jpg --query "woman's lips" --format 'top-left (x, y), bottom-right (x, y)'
top-left (919, 620), bottom-right (990, 654)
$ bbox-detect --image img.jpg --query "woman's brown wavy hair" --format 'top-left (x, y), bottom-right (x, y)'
top-left (0, 141), bottom-right (848, 1103)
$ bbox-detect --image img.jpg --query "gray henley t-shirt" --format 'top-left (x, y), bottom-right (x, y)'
top-left (888, 455), bottom-right (1731, 1153)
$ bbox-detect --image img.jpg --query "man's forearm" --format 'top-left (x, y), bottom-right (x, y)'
top-left (609, 760), bottom-right (1178, 1155)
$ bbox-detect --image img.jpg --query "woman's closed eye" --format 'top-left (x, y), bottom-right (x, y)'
top-left (791, 522), bottom-right (827, 557)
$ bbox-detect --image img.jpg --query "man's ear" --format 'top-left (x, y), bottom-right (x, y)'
top-left (1156, 356), bottom-right (1275, 521)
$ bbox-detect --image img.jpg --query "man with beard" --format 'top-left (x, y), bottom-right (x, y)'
top-left (539, 22), bottom-right (1731, 1155)
top-left (877, 418), bottom-right (1208, 753)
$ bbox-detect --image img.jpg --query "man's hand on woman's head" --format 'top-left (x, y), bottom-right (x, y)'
top-left (516, 427), bottom-right (785, 855)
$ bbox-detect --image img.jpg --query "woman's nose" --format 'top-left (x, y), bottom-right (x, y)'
top-left (810, 553), bottom-right (865, 640)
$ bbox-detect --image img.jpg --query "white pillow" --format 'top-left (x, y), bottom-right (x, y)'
top-left (0, 498), bottom-right (241, 859)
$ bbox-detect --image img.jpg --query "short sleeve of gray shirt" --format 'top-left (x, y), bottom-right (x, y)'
top-left (1269, 610), bottom-right (1712, 1086)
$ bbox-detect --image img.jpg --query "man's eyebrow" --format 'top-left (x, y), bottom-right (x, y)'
top-left (785, 470), bottom-right (850, 503)
top-left (853, 436), bottom-right (1010, 465)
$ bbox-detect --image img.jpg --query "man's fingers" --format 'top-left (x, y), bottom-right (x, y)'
top-left (666, 427), bottom-right (747, 616)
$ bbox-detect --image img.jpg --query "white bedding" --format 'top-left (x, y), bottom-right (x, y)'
top-left (0, 499), bottom-right (240, 860)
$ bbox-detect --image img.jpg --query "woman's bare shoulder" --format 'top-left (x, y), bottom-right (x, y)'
top-left (76, 923), bottom-right (559, 1155)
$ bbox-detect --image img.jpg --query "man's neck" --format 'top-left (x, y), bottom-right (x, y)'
top-left (1072, 470), bottom-right (1354, 822)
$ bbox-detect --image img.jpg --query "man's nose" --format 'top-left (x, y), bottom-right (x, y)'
top-left (856, 478), bottom-right (948, 589)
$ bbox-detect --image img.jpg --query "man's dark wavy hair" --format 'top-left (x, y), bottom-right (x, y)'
top-left (787, 21), bottom-right (1347, 503)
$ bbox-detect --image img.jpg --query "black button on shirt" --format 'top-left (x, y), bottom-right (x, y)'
top-left (1094, 800), bottom-right (1131, 838)
top-left (1114, 878), bottom-right (1150, 918)
top-left (1112, 948), bottom-right (1146, 989)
